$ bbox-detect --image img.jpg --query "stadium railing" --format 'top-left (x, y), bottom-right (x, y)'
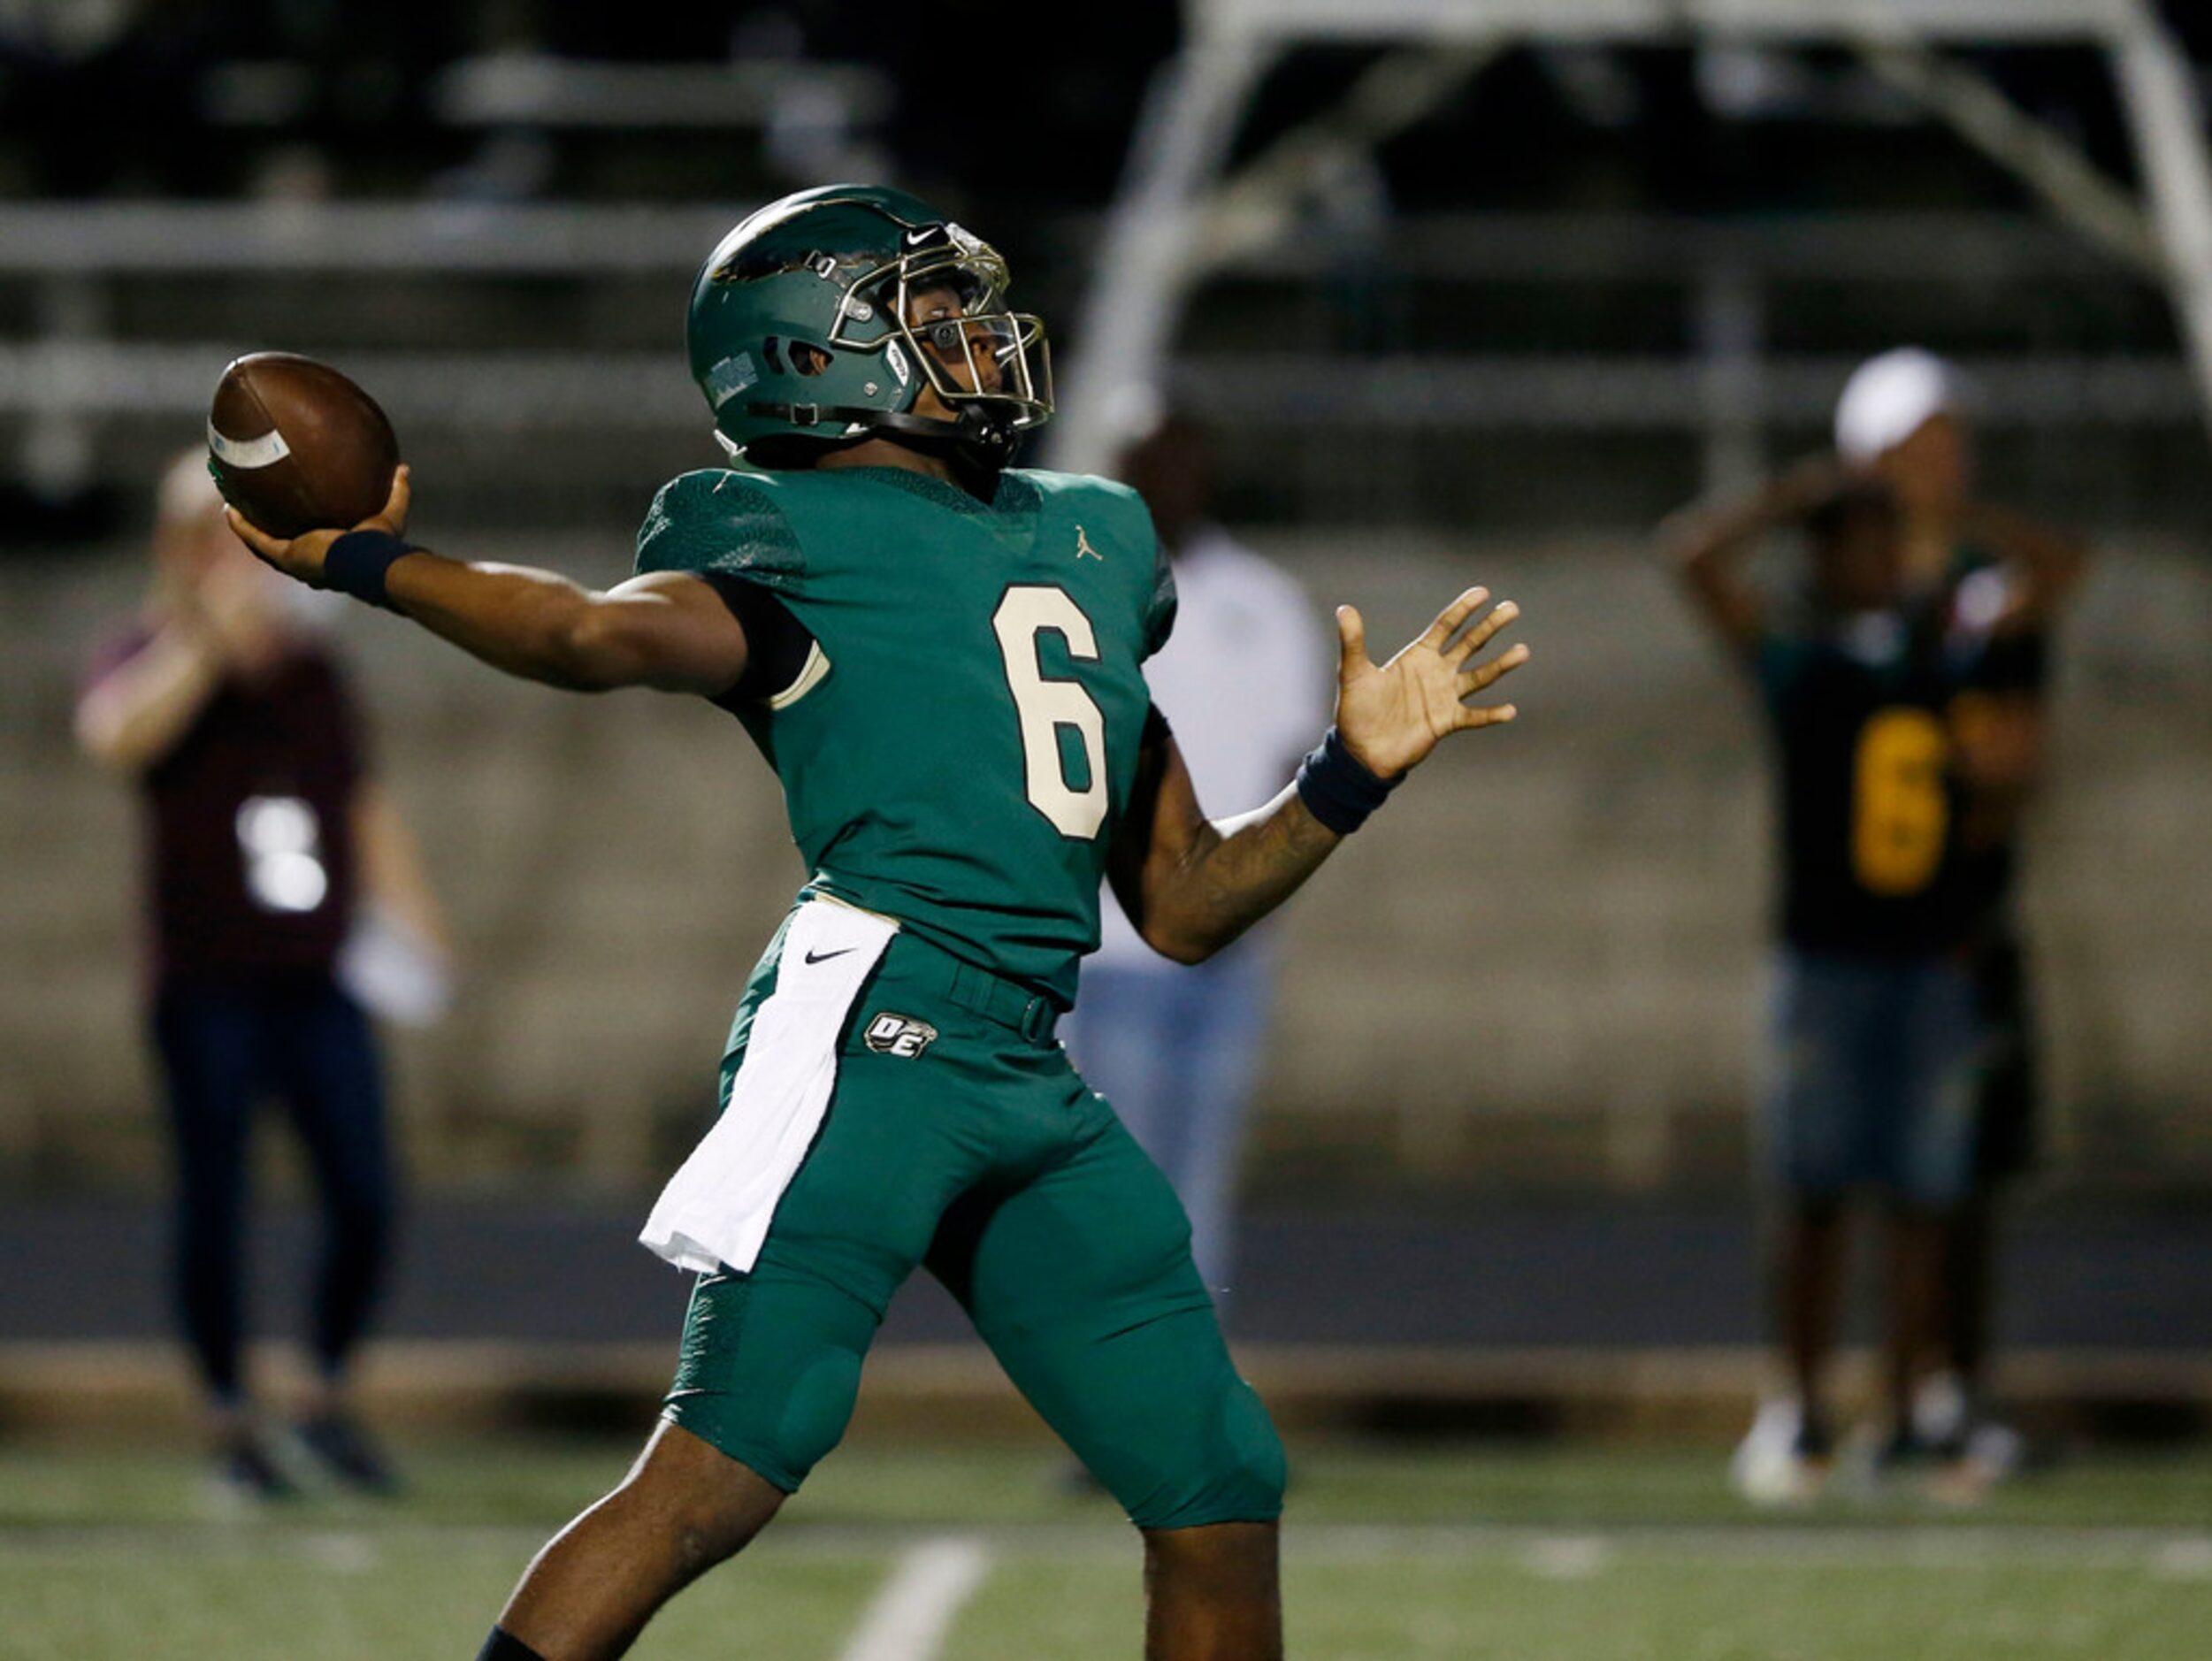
top-left (0, 205), bottom-right (2196, 526)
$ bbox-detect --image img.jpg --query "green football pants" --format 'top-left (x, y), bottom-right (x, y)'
top-left (662, 907), bottom-right (1286, 1531)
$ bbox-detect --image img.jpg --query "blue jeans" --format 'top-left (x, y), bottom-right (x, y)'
top-left (151, 971), bottom-right (394, 1404)
top-left (1764, 948), bottom-right (1987, 1209)
top-left (1065, 951), bottom-right (1273, 1303)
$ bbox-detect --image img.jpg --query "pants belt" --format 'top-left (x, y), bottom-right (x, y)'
top-left (939, 956), bottom-right (1060, 1045)
top-left (798, 886), bottom-right (1060, 1044)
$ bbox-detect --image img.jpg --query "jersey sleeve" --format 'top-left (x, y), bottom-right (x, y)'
top-left (633, 469), bottom-right (807, 595)
top-left (78, 624), bottom-right (156, 704)
top-left (694, 571), bottom-right (819, 710)
top-left (1753, 631), bottom-right (1814, 709)
top-left (1142, 537), bottom-right (1178, 660)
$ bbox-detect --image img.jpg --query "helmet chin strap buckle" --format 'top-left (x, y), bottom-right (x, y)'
top-left (953, 404), bottom-right (1013, 455)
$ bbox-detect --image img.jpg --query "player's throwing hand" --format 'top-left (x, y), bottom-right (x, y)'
top-left (1334, 586), bottom-right (1528, 778)
top-left (227, 466), bottom-right (412, 588)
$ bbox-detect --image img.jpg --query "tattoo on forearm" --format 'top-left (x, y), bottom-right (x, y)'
top-left (1182, 789), bottom-right (1339, 951)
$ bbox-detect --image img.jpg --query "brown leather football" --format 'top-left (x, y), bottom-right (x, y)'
top-left (207, 353), bottom-right (399, 540)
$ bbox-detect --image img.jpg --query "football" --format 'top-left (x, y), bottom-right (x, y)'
top-left (206, 352), bottom-right (399, 540)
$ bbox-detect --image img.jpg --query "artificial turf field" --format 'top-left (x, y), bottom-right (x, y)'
top-left (4, 1436), bottom-right (2209, 1659)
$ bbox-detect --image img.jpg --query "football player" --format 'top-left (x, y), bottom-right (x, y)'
top-left (1835, 349), bottom-right (2086, 1476)
top-left (226, 185), bottom-right (1529, 1661)
top-left (1664, 457), bottom-right (2072, 1504)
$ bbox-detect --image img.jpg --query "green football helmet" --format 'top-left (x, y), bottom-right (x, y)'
top-left (686, 183), bottom-right (1052, 479)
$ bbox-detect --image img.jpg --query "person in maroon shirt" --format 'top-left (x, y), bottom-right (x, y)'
top-left (77, 454), bottom-right (448, 1502)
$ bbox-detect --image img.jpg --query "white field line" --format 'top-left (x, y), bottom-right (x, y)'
top-left (836, 1534), bottom-right (994, 1661)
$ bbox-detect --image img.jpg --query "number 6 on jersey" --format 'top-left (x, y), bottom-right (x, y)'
top-left (993, 585), bottom-right (1108, 839)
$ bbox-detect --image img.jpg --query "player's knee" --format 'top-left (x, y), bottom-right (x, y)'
top-left (669, 1504), bottom-right (754, 1577)
top-left (624, 1424), bottom-right (787, 1569)
top-left (1125, 1376), bottom-right (1287, 1532)
top-left (662, 1347), bottom-right (862, 1497)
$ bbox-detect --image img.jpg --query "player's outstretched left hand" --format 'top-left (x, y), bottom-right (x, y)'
top-left (226, 465), bottom-right (411, 587)
top-left (1334, 586), bottom-right (1527, 778)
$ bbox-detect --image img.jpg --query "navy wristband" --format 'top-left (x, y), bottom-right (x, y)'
top-left (323, 529), bottom-right (417, 612)
top-left (1294, 726), bottom-right (1402, 836)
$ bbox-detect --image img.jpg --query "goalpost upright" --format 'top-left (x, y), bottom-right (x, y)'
top-left (1050, 0), bottom-right (2212, 475)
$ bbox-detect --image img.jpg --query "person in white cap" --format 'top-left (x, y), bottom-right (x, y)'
top-left (1661, 379), bottom-right (2080, 1503)
top-left (1836, 349), bottom-right (2088, 1482)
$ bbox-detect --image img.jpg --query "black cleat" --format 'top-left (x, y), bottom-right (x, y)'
top-left (295, 1411), bottom-right (403, 1496)
top-left (1871, 1426), bottom-right (1949, 1470)
top-left (209, 1431), bottom-right (302, 1510)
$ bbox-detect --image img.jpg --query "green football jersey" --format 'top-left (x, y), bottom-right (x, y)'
top-left (635, 463), bottom-right (1175, 1008)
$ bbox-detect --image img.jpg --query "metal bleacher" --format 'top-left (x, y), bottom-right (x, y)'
top-left (4, 16), bottom-right (2212, 535)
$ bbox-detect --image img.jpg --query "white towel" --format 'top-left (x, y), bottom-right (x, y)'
top-left (639, 899), bottom-right (898, 1274)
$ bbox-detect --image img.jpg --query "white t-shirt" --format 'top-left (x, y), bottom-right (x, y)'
top-left (1093, 526), bottom-right (1331, 967)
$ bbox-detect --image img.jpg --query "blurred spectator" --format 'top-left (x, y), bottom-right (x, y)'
top-left (74, 452), bottom-right (450, 1503)
top-left (1065, 410), bottom-right (1328, 1305)
top-left (1661, 448), bottom-right (2073, 1504)
top-left (1836, 348), bottom-right (2087, 1477)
